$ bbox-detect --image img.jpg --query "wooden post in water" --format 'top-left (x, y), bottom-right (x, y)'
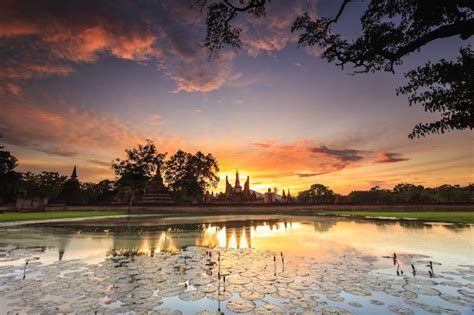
top-left (273, 255), bottom-right (276, 276)
top-left (281, 252), bottom-right (284, 273)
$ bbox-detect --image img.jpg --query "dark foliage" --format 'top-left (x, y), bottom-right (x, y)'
top-left (164, 150), bottom-right (219, 203)
top-left (297, 182), bottom-right (472, 204)
top-left (196, 0), bottom-right (267, 55)
top-left (345, 183), bottom-right (472, 204)
top-left (20, 172), bottom-right (67, 199)
top-left (81, 180), bottom-right (117, 204)
top-left (297, 183), bottom-right (336, 204)
top-left (0, 135), bottom-right (20, 203)
top-left (112, 139), bottom-right (166, 196)
top-left (398, 46), bottom-right (473, 138)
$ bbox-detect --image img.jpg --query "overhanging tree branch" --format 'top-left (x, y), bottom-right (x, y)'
top-left (199, 0), bottom-right (474, 138)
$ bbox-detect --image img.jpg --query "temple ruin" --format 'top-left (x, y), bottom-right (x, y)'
top-left (136, 173), bottom-right (173, 205)
top-left (54, 166), bottom-right (85, 205)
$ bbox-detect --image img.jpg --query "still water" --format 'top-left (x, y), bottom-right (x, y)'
top-left (0, 215), bottom-right (473, 314)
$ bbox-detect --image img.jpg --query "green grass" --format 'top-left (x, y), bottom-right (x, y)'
top-left (0, 211), bottom-right (128, 222)
top-left (1, 209), bottom-right (472, 224)
top-left (316, 211), bottom-right (474, 224)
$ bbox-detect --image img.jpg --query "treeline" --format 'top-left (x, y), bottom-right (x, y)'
top-left (1, 136), bottom-right (472, 205)
top-left (297, 183), bottom-right (473, 204)
top-left (0, 139), bottom-right (219, 204)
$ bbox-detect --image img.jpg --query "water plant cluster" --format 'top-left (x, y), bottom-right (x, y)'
top-left (0, 245), bottom-right (473, 314)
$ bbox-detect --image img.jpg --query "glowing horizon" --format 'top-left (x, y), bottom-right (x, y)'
top-left (0, 1), bottom-right (471, 195)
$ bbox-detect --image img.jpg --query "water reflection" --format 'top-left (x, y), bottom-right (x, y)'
top-left (112, 230), bottom-right (179, 256)
top-left (196, 221), bottom-right (300, 249)
top-left (0, 216), bottom-right (472, 266)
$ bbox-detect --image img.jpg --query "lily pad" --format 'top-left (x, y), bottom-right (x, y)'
top-left (178, 290), bottom-right (206, 301)
top-left (226, 299), bottom-right (256, 313)
top-left (240, 290), bottom-right (264, 301)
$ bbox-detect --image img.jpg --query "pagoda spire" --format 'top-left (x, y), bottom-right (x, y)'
top-left (225, 175), bottom-right (231, 196)
top-left (70, 166), bottom-right (77, 180)
top-left (235, 169), bottom-right (240, 187)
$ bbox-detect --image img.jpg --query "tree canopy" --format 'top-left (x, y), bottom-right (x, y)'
top-left (198, 0), bottom-right (473, 138)
top-left (297, 182), bottom-right (472, 204)
top-left (0, 136), bottom-right (17, 176)
top-left (0, 134), bottom-right (21, 203)
top-left (297, 183), bottom-right (336, 204)
top-left (164, 150), bottom-right (220, 203)
top-left (20, 172), bottom-right (67, 199)
top-left (112, 139), bottom-right (167, 195)
top-left (81, 180), bottom-right (117, 204)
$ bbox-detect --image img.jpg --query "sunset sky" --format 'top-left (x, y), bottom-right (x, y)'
top-left (0, 0), bottom-right (472, 194)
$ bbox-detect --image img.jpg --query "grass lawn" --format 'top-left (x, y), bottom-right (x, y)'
top-left (0, 211), bottom-right (128, 222)
top-left (1, 209), bottom-right (472, 224)
top-left (316, 211), bottom-right (474, 224)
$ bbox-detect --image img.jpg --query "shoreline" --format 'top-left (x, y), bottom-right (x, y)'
top-left (0, 205), bottom-right (473, 225)
top-left (12, 203), bottom-right (474, 212)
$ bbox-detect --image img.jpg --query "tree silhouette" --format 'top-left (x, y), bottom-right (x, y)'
top-left (0, 134), bottom-right (21, 203)
top-left (21, 172), bottom-right (67, 199)
top-left (198, 0), bottom-right (473, 138)
top-left (297, 183), bottom-right (336, 203)
top-left (112, 140), bottom-right (166, 204)
top-left (164, 150), bottom-right (219, 203)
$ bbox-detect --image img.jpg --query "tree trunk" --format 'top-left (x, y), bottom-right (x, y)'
top-left (128, 190), bottom-right (135, 214)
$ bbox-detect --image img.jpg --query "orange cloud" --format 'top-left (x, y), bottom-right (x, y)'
top-left (0, 0), bottom-right (322, 95)
top-left (170, 51), bottom-right (241, 93)
top-left (238, 1), bottom-right (317, 57)
top-left (376, 152), bottom-right (409, 163)
top-left (211, 140), bottom-right (365, 193)
top-left (0, 101), bottom-right (144, 155)
top-left (0, 82), bottom-right (22, 96)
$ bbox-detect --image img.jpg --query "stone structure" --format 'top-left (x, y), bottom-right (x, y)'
top-left (110, 186), bottom-right (134, 206)
top-left (264, 188), bottom-right (276, 203)
top-left (15, 197), bottom-right (49, 211)
top-left (220, 170), bottom-right (257, 202)
top-left (280, 189), bottom-right (294, 203)
top-left (54, 166), bottom-right (84, 205)
top-left (136, 173), bottom-right (173, 205)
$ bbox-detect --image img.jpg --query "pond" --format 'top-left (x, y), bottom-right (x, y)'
top-left (0, 215), bottom-right (473, 314)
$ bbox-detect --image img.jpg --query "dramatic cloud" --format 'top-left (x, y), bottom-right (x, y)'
top-left (169, 51), bottom-right (241, 93)
top-left (220, 140), bottom-right (363, 182)
top-left (0, 0), bottom-right (320, 95)
top-left (376, 152), bottom-right (409, 163)
top-left (311, 145), bottom-right (364, 162)
top-left (0, 82), bottom-right (22, 96)
top-left (237, 1), bottom-right (317, 57)
top-left (0, 0), bottom-right (238, 94)
top-left (0, 100), bottom-right (144, 156)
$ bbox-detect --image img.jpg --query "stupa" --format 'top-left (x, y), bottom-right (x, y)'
top-left (136, 173), bottom-right (173, 204)
top-left (54, 166), bottom-right (85, 204)
top-left (110, 186), bottom-right (134, 205)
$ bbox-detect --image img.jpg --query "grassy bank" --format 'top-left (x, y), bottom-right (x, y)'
top-left (316, 211), bottom-right (474, 224)
top-left (0, 209), bottom-right (473, 224)
top-left (0, 211), bottom-right (127, 222)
